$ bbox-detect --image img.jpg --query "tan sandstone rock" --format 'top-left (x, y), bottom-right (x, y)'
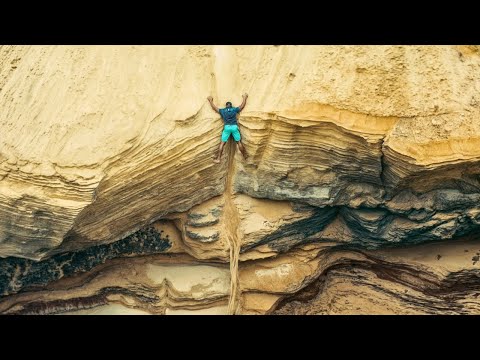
top-left (1, 45), bottom-right (479, 315)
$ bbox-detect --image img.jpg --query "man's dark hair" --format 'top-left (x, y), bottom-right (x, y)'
top-left (226, 102), bottom-right (232, 107)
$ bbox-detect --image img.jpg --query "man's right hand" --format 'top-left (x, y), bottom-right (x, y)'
top-left (207, 96), bottom-right (213, 101)
top-left (242, 93), bottom-right (248, 98)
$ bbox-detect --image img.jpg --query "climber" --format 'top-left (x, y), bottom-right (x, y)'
top-left (207, 93), bottom-right (248, 164)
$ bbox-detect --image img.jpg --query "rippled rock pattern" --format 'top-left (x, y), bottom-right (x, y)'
top-left (1, 45), bottom-right (480, 314)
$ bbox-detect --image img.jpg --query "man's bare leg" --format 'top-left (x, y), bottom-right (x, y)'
top-left (237, 141), bottom-right (248, 160)
top-left (213, 141), bottom-right (227, 163)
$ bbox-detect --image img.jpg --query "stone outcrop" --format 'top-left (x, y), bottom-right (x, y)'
top-left (1, 45), bottom-right (480, 314)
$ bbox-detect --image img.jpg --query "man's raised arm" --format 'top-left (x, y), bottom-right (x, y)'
top-left (238, 93), bottom-right (248, 111)
top-left (207, 96), bottom-right (219, 113)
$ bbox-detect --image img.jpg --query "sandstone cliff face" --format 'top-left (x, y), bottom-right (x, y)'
top-left (1, 45), bottom-right (480, 315)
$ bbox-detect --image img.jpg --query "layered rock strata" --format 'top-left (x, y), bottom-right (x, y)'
top-left (1, 45), bottom-right (480, 314)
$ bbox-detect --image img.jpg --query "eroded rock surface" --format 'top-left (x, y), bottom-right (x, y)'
top-left (1, 45), bottom-right (480, 314)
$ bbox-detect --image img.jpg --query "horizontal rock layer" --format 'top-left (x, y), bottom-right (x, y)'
top-left (1, 235), bottom-right (479, 315)
top-left (1, 45), bottom-right (480, 314)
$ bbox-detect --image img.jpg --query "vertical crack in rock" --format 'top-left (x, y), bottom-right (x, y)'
top-left (223, 141), bottom-right (242, 314)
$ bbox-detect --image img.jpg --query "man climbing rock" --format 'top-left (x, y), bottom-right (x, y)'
top-left (207, 93), bottom-right (248, 163)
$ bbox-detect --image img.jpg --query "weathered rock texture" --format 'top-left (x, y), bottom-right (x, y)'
top-left (1, 45), bottom-right (480, 314)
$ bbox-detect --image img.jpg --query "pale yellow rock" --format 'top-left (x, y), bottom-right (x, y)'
top-left (241, 293), bottom-right (281, 314)
top-left (1, 45), bottom-right (480, 315)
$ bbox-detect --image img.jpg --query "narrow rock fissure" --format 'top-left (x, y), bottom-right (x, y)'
top-left (223, 140), bottom-right (241, 314)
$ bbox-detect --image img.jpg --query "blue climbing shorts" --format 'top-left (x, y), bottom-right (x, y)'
top-left (221, 124), bottom-right (241, 142)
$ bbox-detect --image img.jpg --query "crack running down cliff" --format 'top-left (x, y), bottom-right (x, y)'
top-left (223, 140), bottom-right (242, 314)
